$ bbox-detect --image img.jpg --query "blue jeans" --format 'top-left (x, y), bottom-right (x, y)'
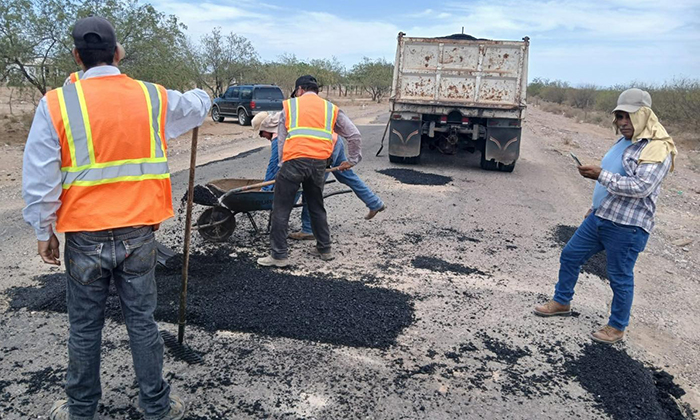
top-left (554, 215), bottom-right (649, 331)
top-left (64, 226), bottom-right (171, 420)
top-left (300, 141), bottom-right (383, 234)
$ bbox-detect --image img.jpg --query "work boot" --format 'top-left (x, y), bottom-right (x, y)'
top-left (591, 325), bottom-right (624, 344)
top-left (157, 395), bottom-right (187, 420)
top-left (365, 204), bottom-right (387, 220)
top-left (309, 247), bottom-right (334, 261)
top-left (48, 401), bottom-right (70, 420)
top-left (533, 300), bottom-right (571, 317)
top-left (289, 231), bottom-right (315, 240)
top-left (257, 255), bottom-right (290, 267)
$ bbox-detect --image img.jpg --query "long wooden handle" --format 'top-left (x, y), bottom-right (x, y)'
top-left (227, 166), bottom-right (342, 195)
top-left (178, 126), bottom-right (198, 344)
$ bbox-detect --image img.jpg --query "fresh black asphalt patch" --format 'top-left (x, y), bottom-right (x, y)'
top-left (553, 225), bottom-right (608, 280)
top-left (412, 256), bottom-right (487, 276)
top-left (376, 168), bottom-right (452, 186)
top-left (564, 344), bottom-right (690, 420)
top-left (7, 248), bottom-right (414, 349)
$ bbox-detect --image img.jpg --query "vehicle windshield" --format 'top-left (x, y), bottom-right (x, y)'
top-left (254, 87), bottom-right (284, 100)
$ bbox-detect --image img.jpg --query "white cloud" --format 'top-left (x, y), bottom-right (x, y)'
top-left (150, 0), bottom-right (699, 85)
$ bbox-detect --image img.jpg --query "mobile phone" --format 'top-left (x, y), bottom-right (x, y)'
top-left (570, 152), bottom-right (582, 166)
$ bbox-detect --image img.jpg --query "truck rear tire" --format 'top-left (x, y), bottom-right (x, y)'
top-left (390, 154), bottom-right (421, 164)
top-left (498, 162), bottom-right (516, 172)
top-left (479, 152), bottom-right (499, 171)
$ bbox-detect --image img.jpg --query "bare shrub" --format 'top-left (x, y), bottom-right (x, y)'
top-left (530, 78), bottom-right (699, 147)
top-left (542, 85), bottom-right (568, 104)
top-left (568, 84), bottom-right (598, 110)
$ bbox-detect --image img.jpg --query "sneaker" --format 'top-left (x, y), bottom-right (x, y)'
top-left (365, 204), bottom-right (387, 220)
top-left (591, 325), bottom-right (624, 344)
top-left (309, 247), bottom-right (334, 261)
top-left (533, 300), bottom-right (571, 317)
top-left (48, 400), bottom-right (69, 420)
top-left (257, 255), bottom-right (290, 267)
top-left (289, 231), bottom-right (315, 240)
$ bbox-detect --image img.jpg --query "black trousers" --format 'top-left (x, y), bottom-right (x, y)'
top-left (270, 158), bottom-right (330, 259)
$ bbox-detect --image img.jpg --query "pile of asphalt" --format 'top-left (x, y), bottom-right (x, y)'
top-left (8, 248), bottom-right (414, 349)
top-left (411, 256), bottom-right (487, 276)
top-left (180, 185), bottom-right (220, 207)
top-left (376, 168), bottom-right (453, 186)
top-left (564, 344), bottom-right (689, 420)
top-left (553, 225), bottom-right (608, 279)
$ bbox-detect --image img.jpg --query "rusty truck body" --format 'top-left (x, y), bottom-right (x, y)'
top-left (388, 33), bottom-right (530, 172)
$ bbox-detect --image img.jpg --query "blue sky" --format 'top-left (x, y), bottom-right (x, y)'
top-left (151, 0), bottom-right (700, 87)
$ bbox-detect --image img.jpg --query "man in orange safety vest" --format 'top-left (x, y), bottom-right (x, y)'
top-left (257, 75), bottom-right (364, 267)
top-left (22, 16), bottom-right (210, 420)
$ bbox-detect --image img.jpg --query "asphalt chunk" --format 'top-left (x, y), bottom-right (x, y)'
top-left (19, 367), bottom-right (65, 394)
top-left (181, 184), bottom-right (220, 207)
top-left (8, 249), bottom-right (414, 349)
top-left (564, 344), bottom-right (690, 420)
top-left (553, 225), bottom-right (608, 280)
top-left (412, 256), bottom-right (487, 276)
top-left (376, 168), bottom-right (452, 186)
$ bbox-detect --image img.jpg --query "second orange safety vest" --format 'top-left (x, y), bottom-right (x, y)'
top-left (282, 93), bottom-right (339, 162)
top-left (45, 74), bottom-right (173, 232)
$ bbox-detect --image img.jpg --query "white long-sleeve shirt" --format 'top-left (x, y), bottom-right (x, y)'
top-left (22, 65), bottom-right (211, 240)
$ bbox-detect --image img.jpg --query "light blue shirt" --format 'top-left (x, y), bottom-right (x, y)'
top-left (592, 137), bottom-right (632, 209)
top-left (261, 137), bottom-right (279, 191)
top-left (22, 66), bottom-right (212, 240)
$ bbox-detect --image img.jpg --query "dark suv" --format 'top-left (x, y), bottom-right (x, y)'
top-left (211, 84), bottom-right (285, 125)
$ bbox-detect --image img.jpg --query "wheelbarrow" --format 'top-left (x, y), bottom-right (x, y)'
top-left (192, 177), bottom-right (351, 242)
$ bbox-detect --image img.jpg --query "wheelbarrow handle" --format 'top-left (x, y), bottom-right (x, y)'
top-left (226, 166), bottom-right (341, 195)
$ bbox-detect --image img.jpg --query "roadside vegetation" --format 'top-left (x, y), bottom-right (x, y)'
top-left (0, 0), bottom-right (394, 141)
top-left (528, 78), bottom-right (700, 147)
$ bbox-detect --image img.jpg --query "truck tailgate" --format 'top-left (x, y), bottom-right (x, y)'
top-left (392, 35), bottom-right (529, 109)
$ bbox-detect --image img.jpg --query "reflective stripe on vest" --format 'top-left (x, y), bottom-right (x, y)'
top-left (55, 80), bottom-right (168, 189)
top-left (69, 71), bottom-right (82, 83)
top-left (286, 98), bottom-right (336, 142)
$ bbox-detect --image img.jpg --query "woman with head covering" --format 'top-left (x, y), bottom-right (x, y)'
top-left (534, 88), bottom-right (677, 344)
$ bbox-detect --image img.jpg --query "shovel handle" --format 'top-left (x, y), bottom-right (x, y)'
top-left (227, 166), bottom-right (342, 194)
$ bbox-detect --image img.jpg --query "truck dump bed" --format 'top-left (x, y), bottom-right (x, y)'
top-left (391, 34), bottom-right (529, 110)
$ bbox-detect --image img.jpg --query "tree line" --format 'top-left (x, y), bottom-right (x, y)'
top-left (0, 0), bottom-right (394, 102)
top-left (528, 77), bottom-right (700, 134)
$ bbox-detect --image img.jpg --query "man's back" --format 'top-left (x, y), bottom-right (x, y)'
top-left (45, 73), bottom-right (173, 232)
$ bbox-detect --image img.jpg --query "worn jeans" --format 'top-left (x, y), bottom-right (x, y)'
top-left (553, 214), bottom-right (649, 331)
top-left (270, 158), bottom-right (330, 259)
top-left (64, 226), bottom-right (170, 420)
top-left (300, 140), bottom-right (383, 234)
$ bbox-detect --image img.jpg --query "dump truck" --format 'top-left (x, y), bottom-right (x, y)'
top-left (388, 32), bottom-right (530, 172)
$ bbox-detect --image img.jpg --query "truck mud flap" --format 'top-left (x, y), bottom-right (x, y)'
top-left (388, 119), bottom-right (422, 159)
top-left (484, 126), bottom-right (521, 166)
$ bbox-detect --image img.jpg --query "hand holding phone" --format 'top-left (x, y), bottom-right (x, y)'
top-left (570, 152), bottom-right (582, 166)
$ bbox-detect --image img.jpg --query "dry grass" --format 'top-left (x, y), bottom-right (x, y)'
top-left (529, 78), bottom-right (700, 149)
top-left (535, 99), bottom-right (698, 149)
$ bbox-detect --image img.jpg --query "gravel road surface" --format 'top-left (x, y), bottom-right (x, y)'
top-left (1, 106), bottom-right (698, 419)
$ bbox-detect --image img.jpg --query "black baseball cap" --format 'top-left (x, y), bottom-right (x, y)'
top-left (291, 75), bottom-right (318, 97)
top-left (72, 16), bottom-right (117, 51)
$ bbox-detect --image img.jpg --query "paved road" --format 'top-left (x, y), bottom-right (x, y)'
top-left (0, 118), bottom-right (696, 419)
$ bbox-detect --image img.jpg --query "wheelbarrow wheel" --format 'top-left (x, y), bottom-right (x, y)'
top-left (197, 206), bottom-right (235, 242)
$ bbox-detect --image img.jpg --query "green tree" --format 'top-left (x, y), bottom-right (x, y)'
top-left (0, 0), bottom-right (194, 95)
top-left (197, 27), bottom-right (259, 97)
top-left (349, 57), bottom-right (393, 102)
